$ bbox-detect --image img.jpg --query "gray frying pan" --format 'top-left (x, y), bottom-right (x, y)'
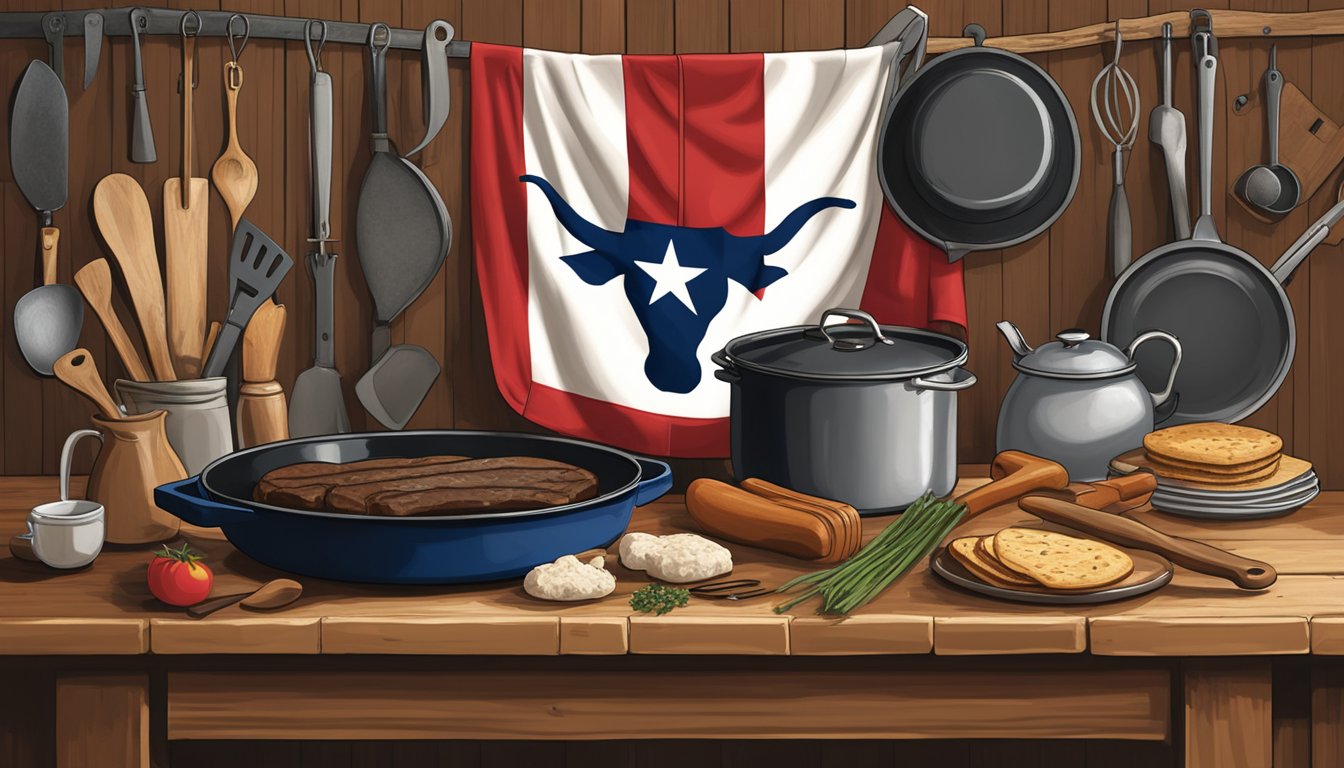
top-left (1102, 27), bottom-right (1344, 425)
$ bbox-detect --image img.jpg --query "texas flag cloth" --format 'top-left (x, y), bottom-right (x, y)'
top-left (470, 42), bottom-right (966, 459)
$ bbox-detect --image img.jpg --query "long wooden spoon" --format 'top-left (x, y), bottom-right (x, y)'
top-left (188, 578), bottom-right (302, 619)
top-left (53, 348), bottom-right (122, 420)
top-left (1019, 495), bottom-right (1278, 590)
top-left (74, 259), bottom-right (151, 383)
top-left (211, 45), bottom-right (257, 230)
top-left (93, 174), bottom-right (176, 381)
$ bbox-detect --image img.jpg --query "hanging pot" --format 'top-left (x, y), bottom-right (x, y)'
top-left (712, 308), bottom-right (976, 516)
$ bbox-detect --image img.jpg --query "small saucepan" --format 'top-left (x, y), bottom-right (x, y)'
top-left (713, 308), bottom-right (976, 516)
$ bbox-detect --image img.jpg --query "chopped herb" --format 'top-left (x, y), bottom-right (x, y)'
top-left (630, 584), bottom-right (691, 615)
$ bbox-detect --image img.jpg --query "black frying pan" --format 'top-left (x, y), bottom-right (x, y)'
top-left (878, 24), bottom-right (1080, 262)
top-left (1102, 27), bottom-right (1344, 425)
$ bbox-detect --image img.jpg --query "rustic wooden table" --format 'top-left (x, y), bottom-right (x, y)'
top-left (1, 472), bottom-right (1341, 768)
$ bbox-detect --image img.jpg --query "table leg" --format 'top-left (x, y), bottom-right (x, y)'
top-left (1313, 668), bottom-right (1344, 768)
top-left (56, 674), bottom-right (150, 768)
top-left (1184, 662), bottom-right (1272, 768)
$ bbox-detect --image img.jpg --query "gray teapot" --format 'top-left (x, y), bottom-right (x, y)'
top-left (995, 321), bottom-right (1182, 481)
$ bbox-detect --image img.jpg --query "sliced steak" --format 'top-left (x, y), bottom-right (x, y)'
top-left (367, 486), bottom-right (588, 517)
top-left (252, 455), bottom-right (599, 516)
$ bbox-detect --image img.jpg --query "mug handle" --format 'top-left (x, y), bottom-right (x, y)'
top-left (60, 430), bottom-right (103, 502)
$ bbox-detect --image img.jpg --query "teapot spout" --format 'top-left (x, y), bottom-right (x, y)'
top-left (996, 321), bottom-right (1034, 360)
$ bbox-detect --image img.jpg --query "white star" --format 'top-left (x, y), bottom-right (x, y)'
top-left (635, 241), bottom-right (707, 314)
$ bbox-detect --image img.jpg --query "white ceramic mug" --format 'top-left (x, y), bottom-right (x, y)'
top-left (20, 430), bottom-right (105, 569)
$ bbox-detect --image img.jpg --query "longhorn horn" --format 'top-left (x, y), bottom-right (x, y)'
top-left (521, 175), bottom-right (622, 254)
top-left (752, 197), bottom-right (856, 255)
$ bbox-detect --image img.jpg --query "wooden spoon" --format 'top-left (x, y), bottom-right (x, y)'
top-left (93, 174), bottom-right (176, 381)
top-left (188, 578), bottom-right (303, 619)
top-left (211, 58), bottom-right (258, 231)
top-left (1019, 495), bottom-right (1278, 590)
top-left (74, 259), bottom-right (151, 383)
top-left (53, 348), bottom-right (122, 420)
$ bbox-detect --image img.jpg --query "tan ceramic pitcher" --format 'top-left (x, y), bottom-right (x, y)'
top-left (81, 410), bottom-right (187, 544)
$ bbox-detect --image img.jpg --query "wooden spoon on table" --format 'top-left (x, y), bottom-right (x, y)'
top-left (93, 174), bottom-right (176, 381)
top-left (188, 578), bottom-right (302, 619)
top-left (74, 259), bottom-right (152, 383)
top-left (53, 348), bottom-right (122, 420)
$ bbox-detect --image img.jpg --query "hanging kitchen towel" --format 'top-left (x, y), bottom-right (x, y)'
top-left (470, 42), bottom-right (966, 458)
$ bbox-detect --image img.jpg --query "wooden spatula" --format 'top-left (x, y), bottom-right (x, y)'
top-left (74, 259), bottom-right (151, 383)
top-left (1019, 496), bottom-right (1278, 590)
top-left (92, 174), bottom-right (176, 381)
top-left (53, 348), bottom-right (122, 420)
top-left (164, 21), bottom-right (208, 378)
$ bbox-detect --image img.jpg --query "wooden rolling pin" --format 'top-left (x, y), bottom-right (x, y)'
top-left (1019, 495), bottom-right (1277, 590)
top-left (236, 299), bottom-right (289, 448)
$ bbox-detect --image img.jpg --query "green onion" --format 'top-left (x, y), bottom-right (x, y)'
top-left (774, 492), bottom-right (965, 615)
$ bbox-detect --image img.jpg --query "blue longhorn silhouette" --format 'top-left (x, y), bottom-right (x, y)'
top-left (523, 175), bottom-right (856, 394)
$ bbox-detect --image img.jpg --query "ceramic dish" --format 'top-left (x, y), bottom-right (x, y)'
top-left (930, 546), bottom-right (1173, 605)
top-left (1150, 485), bottom-right (1320, 520)
top-left (1146, 471), bottom-right (1318, 503)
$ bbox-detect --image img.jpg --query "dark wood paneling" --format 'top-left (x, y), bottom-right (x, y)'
top-left (5, 0), bottom-right (1344, 489)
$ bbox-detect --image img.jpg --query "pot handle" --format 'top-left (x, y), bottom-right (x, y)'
top-left (154, 477), bottom-right (256, 528)
top-left (710, 349), bottom-right (739, 384)
top-left (819, 308), bottom-right (894, 351)
top-left (633, 458), bottom-right (674, 507)
top-left (911, 367), bottom-right (977, 392)
top-left (1124, 330), bottom-right (1183, 408)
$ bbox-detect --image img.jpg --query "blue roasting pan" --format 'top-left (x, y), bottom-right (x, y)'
top-left (155, 430), bottom-right (672, 585)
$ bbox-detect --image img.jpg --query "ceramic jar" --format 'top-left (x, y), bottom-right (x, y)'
top-left (115, 378), bottom-right (232, 475)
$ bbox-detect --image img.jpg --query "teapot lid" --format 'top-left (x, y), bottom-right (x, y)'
top-left (1013, 329), bottom-right (1135, 379)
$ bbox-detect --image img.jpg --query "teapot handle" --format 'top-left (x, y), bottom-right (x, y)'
top-left (1124, 330), bottom-right (1183, 408)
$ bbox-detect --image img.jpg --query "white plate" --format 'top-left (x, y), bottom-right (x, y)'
top-left (1150, 471), bottom-right (1319, 503)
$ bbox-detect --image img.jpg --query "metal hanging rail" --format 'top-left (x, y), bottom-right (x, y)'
top-left (0, 7), bottom-right (470, 55)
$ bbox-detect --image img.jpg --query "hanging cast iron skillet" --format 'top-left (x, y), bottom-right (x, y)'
top-left (878, 24), bottom-right (1080, 262)
top-left (1102, 27), bottom-right (1344, 426)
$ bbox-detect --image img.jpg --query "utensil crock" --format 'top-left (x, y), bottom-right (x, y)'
top-left (115, 377), bottom-right (232, 475)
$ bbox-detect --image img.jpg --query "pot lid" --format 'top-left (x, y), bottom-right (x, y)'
top-left (720, 308), bottom-right (967, 381)
top-left (1014, 329), bottom-right (1135, 378)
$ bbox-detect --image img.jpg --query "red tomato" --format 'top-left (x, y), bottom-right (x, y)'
top-left (148, 544), bottom-right (214, 607)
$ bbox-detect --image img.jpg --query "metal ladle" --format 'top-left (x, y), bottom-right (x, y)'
top-left (1235, 46), bottom-right (1301, 215)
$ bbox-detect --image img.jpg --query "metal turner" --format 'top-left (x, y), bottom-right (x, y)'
top-left (202, 218), bottom-right (294, 379)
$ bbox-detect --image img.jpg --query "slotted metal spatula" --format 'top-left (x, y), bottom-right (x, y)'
top-left (203, 218), bottom-right (293, 379)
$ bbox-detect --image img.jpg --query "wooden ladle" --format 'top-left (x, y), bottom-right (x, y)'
top-left (211, 39), bottom-right (258, 231)
top-left (53, 348), bottom-right (122, 420)
top-left (188, 578), bottom-right (303, 619)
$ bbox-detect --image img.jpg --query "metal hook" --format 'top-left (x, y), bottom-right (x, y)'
top-left (227, 14), bottom-right (250, 63)
top-left (368, 21), bottom-right (391, 52)
top-left (306, 19), bottom-right (328, 74)
top-left (179, 10), bottom-right (200, 91)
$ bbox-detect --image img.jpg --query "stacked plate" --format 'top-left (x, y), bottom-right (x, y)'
top-left (1111, 450), bottom-right (1319, 520)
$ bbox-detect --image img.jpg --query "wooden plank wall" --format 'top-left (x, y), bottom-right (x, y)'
top-left (3, 0), bottom-right (1344, 488)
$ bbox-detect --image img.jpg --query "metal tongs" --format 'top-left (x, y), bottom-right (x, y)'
top-left (868, 6), bottom-right (928, 102)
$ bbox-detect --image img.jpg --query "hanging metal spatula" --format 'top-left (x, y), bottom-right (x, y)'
top-left (202, 218), bottom-right (293, 379)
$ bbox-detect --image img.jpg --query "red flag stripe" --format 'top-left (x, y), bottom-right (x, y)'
top-left (622, 56), bottom-right (680, 226)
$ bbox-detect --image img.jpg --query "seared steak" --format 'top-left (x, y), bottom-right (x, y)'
top-left (253, 456), bottom-right (599, 516)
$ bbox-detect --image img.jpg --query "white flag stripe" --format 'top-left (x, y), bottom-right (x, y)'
top-left (523, 45), bottom-right (898, 418)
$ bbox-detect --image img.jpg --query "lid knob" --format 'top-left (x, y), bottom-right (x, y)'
top-left (1056, 329), bottom-right (1090, 347)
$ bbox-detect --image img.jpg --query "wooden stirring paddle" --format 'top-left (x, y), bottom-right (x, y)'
top-left (53, 348), bottom-right (122, 420)
top-left (1019, 495), bottom-right (1277, 590)
top-left (74, 259), bottom-right (152, 383)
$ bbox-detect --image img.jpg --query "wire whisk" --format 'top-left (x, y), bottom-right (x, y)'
top-left (1091, 23), bottom-right (1140, 278)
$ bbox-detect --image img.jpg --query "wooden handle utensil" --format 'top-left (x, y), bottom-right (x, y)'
top-left (74, 259), bottom-right (152, 383)
top-left (54, 348), bottom-right (121, 420)
top-left (954, 451), bottom-right (1071, 518)
top-left (163, 18), bottom-right (209, 378)
top-left (237, 300), bottom-right (289, 447)
top-left (1019, 495), bottom-right (1277, 590)
top-left (93, 174), bottom-right (176, 381)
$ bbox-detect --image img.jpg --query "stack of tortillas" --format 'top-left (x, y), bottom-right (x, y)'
top-left (1143, 423), bottom-right (1283, 484)
top-left (1110, 422), bottom-right (1319, 519)
top-left (948, 529), bottom-right (1133, 591)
